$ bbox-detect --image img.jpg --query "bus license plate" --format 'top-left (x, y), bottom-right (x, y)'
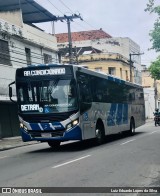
top-left (41, 133), bottom-right (52, 138)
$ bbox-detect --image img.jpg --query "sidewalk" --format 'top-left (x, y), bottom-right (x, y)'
top-left (0, 136), bottom-right (38, 151)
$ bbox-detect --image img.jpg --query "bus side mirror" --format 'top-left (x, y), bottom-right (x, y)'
top-left (9, 86), bottom-right (12, 98)
top-left (8, 81), bottom-right (16, 103)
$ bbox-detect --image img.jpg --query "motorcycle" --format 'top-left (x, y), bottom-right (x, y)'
top-left (154, 113), bottom-right (160, 126)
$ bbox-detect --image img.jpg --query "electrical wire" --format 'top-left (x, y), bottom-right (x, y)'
top-left (57, 0), bottom-right (73, 14)
top-left (57, 0), bottom-right (97, 30)
top-left (43, 0), bottom-right (97, 33)
top-left (47, 0), bottom-right (64, 15)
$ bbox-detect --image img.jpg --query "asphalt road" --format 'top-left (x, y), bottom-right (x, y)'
top-left (0, 121), bottom-right (160, 196)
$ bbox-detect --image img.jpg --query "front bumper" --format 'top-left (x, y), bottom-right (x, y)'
top-left (20, 125), bottom-right (82, 142)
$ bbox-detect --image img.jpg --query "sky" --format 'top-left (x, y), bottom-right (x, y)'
top-left (34, 0), bottom-right (160, 67)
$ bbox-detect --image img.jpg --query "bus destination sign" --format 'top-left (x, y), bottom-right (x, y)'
top-left (24, 68), bottom-right (65, 76)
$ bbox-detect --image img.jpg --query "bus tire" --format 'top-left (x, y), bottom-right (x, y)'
top-left (128, 119), bottom-right (135, 136)
top-left (95, 121), bottom-right (105, 145)
top-left (48, 141), bottom-right (61, 148)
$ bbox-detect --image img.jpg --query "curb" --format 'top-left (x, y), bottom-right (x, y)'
top-left (0, 139), bottom-right (38, 151)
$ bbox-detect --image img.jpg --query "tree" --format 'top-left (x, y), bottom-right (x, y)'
top-left (145, 0), bottom-right (160, 52)
top-left (148, 57), bottom-right (160, 79)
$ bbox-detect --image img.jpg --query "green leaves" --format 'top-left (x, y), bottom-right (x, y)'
top-left (145, 0), bottom-right (155, 13)
top-left (145, 0), bottom-right (160, 52)
top-left (148, 58), bottom-right (160, 79)
top-left (150, 21), bottom-right (160, 52)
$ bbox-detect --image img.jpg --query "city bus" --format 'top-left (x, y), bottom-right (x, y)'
top-left (9, 64), bottom-right (145, 148)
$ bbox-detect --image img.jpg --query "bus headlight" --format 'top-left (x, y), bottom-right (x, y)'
top-left (20, 123), bottom-right (28, 132)
top-left (72, 119), bottom-right (79, 126)
top-left (66, 119), bottom-right (79, 130)
top-left (20, 123), bottom-right (24, 128)
top-left (66, 123), bottom-right (72, 130)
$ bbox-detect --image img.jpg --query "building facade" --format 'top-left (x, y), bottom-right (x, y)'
top-left (62, 52), bottom-right (131, 81)
top-left (142, 68), bottom-right (160, 115)
top-left (0, 7), bottom-right (58, 138)
top-left (56, 30), bottom-right (142, 84)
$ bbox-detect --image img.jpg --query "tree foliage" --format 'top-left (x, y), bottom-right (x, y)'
top-left (145, 0), bottom-right (160, 52)
top-left (148, 57), bottom-right (160, 79)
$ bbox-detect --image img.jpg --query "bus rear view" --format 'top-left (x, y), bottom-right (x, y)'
top-left (14, 64), bottom-right (80, 148)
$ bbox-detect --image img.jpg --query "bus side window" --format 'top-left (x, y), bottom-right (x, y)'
top-left (129, 92), bottom-right (135, 101)
top-left (80, 84), bottom-right (91, 103)
top-left (76, 72), bottom-right (92, 113)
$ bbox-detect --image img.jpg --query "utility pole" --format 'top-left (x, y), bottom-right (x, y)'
top-left (74, 46), bottom-right (79, 64)
top-left (51, 21), bottom-right (55, 35)
top-left (56, 14), bottom-right (83, 64)
top-left (129, 53), bottom-right (144, 82)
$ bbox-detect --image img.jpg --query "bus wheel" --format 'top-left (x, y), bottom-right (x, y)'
top-left (95, 123), bottom-right (105, 145)
top-left (128, 119), bottom-right (135, 135)
top-left (48, 141), bottom-right (61, 148)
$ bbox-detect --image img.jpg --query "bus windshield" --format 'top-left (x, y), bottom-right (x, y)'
top-left (17, 79), bottom-right (78, 113)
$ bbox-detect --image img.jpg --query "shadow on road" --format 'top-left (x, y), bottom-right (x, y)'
top-left (28, 131), bottom-right (145, 153)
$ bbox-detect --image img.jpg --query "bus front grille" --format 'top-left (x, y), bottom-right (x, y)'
top-left (28, 130), bottom-right (65, 138)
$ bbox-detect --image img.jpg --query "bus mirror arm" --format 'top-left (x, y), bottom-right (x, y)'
top-left (8, 81), bottom-right (16, 103)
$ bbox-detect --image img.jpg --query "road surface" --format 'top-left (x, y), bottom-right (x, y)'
top-left (0, 121), bottom-right (160, 195)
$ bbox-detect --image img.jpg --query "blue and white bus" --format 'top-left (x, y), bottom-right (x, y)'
top-left (9, 64), bottom-right (145, 148)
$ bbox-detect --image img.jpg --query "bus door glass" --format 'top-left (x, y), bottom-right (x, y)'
top-left (76, 72), bottom-right (92, 114)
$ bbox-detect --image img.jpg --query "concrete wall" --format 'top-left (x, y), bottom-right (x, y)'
top-left (142, 70), bottom-right (154, 88)
top-left (79, 60), bottom-right (130, 81)
top-left (0, 9), bottom-right (23, 27)
top-left (0, 65), bottom-right (17, 97)
top-left (0, 17), bottom-right (58, 98)
top-left (134, 70), bottom-right (142, 85)
top-left (0, 102), bottom-right (19, 138)
top-left (23, 24), bottom-right (57, 50)
top-left (142, 69), bottom-right (160, 107)
top-left (58, 37), bottom-right (141, 70)
top-left (63, 53), bottom-right (133, 81)
top-left (144, 88), bottom-right (155, 119)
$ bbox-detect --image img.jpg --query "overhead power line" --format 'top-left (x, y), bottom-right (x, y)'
top-left (45, 0), bottom-right (98, 33)
top-left (57, 0), bottom-right (97, 30)
top-left (57, 0), bottom-right (73, 13)
top-left (45, 0), bottom-right (64, 15)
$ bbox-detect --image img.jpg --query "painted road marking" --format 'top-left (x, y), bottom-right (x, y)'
top-left (148, 131), bottom-right (157, 135)
top-left (120, 130), bottom-right (159, 146)
top-left (52, 155), bottom-right (91, 169)
top-left (120, 139), bottom-right (136, 145)
top-left (0, 156), bottom-right (8, 159)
